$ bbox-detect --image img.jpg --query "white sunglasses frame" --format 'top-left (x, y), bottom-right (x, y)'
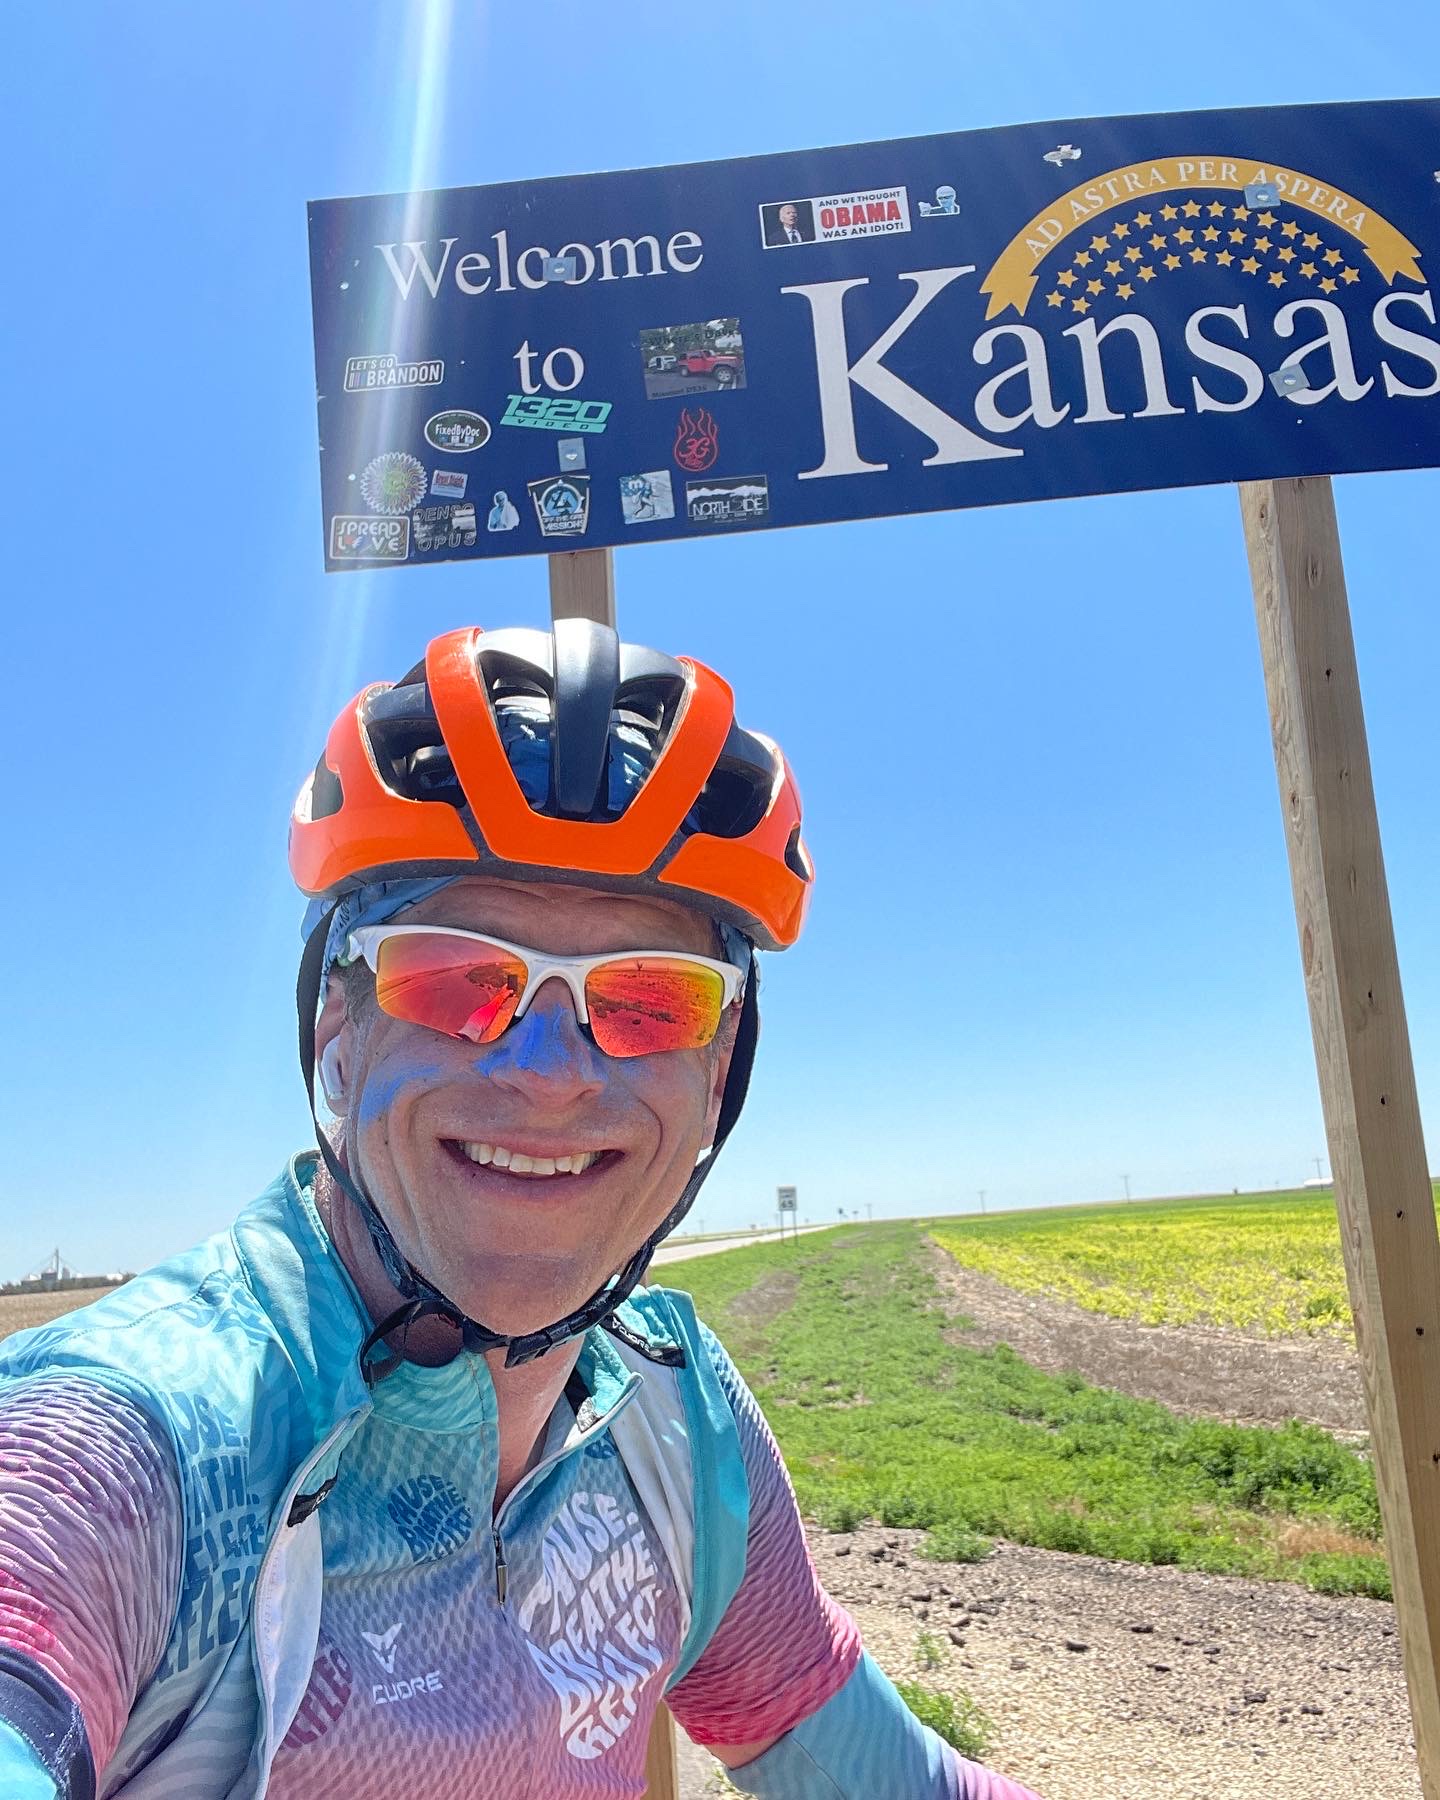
top-left (343, 924), bottom-right (746, 1048)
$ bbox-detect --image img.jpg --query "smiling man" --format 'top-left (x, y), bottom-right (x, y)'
top-left (0, 622), bottom-right (1046, 1798)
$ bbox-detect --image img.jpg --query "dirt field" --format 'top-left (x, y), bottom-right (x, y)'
top-left (0, 1287), bottom-right (122, 1336)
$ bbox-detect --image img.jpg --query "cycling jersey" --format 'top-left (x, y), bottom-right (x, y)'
top-left (0, 1157), bottom-right (1045, 1799)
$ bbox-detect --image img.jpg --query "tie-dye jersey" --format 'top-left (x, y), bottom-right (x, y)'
top-left (0, 1310), bottom-right (1045, 1797)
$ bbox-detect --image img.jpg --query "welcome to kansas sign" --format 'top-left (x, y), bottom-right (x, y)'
top-left (308, 97), bottom-right (1440, 569)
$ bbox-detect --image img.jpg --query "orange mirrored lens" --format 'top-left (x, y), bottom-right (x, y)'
top-left (374, 934), bottom-right (525, 1044)
top-left (585, 958), bottom-right (724, 1058)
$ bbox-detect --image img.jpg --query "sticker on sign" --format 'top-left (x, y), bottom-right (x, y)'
top-left (329, 515), bottom-right (410, 560)
top-left (344, 354), bottom-right (443, 392)
top-left (686, 475), bottom-right (770, 527)
top-left (759, 187), bottom-right (910, 248)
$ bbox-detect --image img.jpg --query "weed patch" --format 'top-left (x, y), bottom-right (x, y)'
top-left (894, 1681), bottom-right (991, 1759)
top-left (932, 1186), bottom-right (1440, 1342)
top-left (663, 1225), bottom-right (1388, 1599)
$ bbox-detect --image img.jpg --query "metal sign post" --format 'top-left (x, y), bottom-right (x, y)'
top-left (1241, 475), bottom-right (1440, 1795)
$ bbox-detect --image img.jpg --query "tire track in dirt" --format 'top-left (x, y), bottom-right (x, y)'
top-left (928, 1241), bottom-right (1368, 1440)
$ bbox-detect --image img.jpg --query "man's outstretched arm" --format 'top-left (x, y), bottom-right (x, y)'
top-left (717, 1650), bottom-right (1043, 1800)
top-left (0, 1378), bottom-right (182, 1798)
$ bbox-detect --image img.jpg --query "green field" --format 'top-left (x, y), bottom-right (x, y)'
top-left (665, 1222), bottom-right (1388, 1598)
top-left (931, 1184), bottom-right (1440, 1340)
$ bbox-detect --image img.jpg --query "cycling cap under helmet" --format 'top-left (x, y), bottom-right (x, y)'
top-left (290, 620), bottom-right (813, 1371)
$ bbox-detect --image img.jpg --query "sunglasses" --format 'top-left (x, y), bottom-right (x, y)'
top-left (344, 925), bottom-right (746, 1060)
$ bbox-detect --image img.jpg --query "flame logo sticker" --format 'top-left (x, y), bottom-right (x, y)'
top-left (673, 407), bottom-right (719, 473)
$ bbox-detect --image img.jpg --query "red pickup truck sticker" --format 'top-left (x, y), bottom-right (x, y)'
top-left (638, 319), bottom-right (746, 400)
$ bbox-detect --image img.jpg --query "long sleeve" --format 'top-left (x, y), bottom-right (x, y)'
top-left (0, 1377), bottom-right (183, 1785)
top-left (729, 1651), bottom-right (1047, 1800)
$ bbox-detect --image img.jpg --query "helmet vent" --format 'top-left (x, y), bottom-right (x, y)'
top-left (689, 723), bottom-right (776, 839)
top-left (310, 759), bottom-right (344, 820)
top-left (363, 682), bottom-right (465, 807)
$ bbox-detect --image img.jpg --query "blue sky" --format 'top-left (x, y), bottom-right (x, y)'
top-left (3, 2), bottom-right (1438, 1275)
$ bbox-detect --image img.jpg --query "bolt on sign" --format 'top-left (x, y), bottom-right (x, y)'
top-left (307, 98), bottom-right (1438, 569)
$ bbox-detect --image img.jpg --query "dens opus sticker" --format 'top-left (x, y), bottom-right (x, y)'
top-left (412, 502), bottom-right (477, 551)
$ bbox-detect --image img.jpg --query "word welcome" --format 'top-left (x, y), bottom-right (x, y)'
top-left (375, 230), bottom-right (705, 300)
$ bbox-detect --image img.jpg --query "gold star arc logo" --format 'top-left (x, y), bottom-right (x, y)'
top-left (979, 154), bottom-right (1424, 317)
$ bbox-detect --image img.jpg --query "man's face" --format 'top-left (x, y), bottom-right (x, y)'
top-left (322, 877), bottom-right (736, 1334)
top-left (779, 204), bottom-right (798, 230)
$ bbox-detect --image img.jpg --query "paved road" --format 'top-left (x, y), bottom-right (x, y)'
top-left (651, 1225), bottom-right (825, 1266)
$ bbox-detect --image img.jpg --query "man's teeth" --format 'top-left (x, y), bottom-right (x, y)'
top-left (459, 1142), bottom-right (600, 1177)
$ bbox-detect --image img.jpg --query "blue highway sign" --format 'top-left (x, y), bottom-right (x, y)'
top-left (308, 97), bottom-right (1440, 570)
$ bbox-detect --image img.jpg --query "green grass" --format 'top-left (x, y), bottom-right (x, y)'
top-left (894, 1682), bottom-right (992, 1760)
top-left (665, 1223), bottom-right (1387, 1598)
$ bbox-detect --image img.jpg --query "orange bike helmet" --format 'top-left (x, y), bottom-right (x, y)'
top-left (290, 620), bottom-right (812, 952)
top-left (292, 620), bottom-right (812, 1370)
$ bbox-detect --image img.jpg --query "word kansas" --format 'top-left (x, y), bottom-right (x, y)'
top-left (782, 263), bottom-right (1440, 479)
top-left (375, 228), bottom-right (704, 299)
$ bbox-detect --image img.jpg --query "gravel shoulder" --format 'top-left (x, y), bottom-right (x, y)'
top-left (679, 1524), bottom-right (1416, 1799)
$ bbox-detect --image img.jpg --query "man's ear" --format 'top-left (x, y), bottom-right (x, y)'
top-left (315, 983), bottom-right (353, 1116)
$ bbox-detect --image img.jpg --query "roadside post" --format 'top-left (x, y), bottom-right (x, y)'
top-left (309, 96), bottom-right (1440, 1796)
top-left (1241, 474), bottom-right (1440, 1788)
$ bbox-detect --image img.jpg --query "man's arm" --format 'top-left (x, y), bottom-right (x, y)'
top-left (666, 1329), bottom-right (1047, 1800)
top-left (0, 1377), bottom-right (183, 1796)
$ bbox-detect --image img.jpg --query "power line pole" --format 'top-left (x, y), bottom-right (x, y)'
top-left (978, 1190), bottom-right (987, 1216)
top-left (1122, 1174), bottom-right (1131, 1202)
top-left (1313, 1156), bottom-right (1325, 1180)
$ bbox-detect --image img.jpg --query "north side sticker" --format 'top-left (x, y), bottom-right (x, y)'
top-left (759, 187), bottom-right (910, 249)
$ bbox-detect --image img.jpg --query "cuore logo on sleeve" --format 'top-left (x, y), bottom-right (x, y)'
top-left (424, 409), bottom-right (491, 452)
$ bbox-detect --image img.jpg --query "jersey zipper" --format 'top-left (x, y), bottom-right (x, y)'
top-left (488, 1371), bottom-right (642, 1607)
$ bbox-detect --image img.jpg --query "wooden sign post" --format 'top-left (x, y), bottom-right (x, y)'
top-left (549, 547), bottom-right (616, 629)
top-left (547, 544), bottom-right (680, 1800)
top-left (1242, 476), bottom-right (1440, 1798)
